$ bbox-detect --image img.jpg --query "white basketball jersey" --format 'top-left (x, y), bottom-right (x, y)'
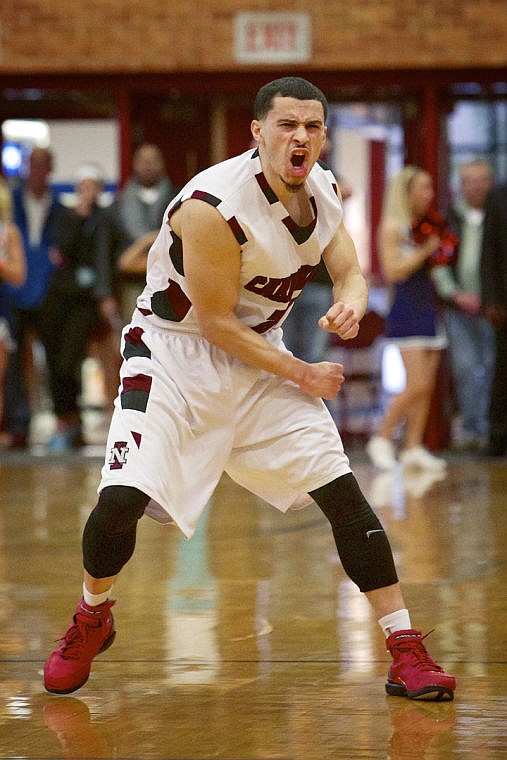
top-left (136, 148), bottom-right (343, 334)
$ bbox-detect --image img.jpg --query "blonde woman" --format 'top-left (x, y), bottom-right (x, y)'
top-left (366, 166), bottom-right (455, 471)
top-left (0, 181), bottom-right (26, 436)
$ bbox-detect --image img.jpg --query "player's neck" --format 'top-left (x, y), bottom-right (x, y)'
top-left (260, 166), bottom-right (312, 226)
top-left (281, 189), bottom-right (313, 227)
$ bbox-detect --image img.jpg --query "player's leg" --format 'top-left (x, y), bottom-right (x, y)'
top-left (228, 369), bottom-right (456, 701)
top-left (310, 473), bottom-right (456, 700)
top-left (44, 485), bottom-right (149, 694)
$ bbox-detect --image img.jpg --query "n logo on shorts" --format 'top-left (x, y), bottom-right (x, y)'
top-left (108, 441), bottom-right (129, 470)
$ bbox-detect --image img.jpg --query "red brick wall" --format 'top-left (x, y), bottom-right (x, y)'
top-left (1, 0), bottom-right (506, 73)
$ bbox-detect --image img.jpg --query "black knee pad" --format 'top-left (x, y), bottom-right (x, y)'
top-left (82, 486), bottom-right (150, 578)
top-left (87, 486), bottom-right (150, 534)
top-left (310, 473), bottom-right (398, 592)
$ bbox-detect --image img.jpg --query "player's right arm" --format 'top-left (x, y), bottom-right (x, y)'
top-left (170, 198), bottom-right (344, 399)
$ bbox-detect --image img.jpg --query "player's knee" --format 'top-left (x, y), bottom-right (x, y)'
top-left (89, 485), bottom-right (150, 535)
top-left (310, 472), bottom-right (375, 529)
top-left (310, 473), bottom-right (398, 592)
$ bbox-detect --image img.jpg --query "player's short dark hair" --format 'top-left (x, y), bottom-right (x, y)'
top-left (254, 77), bottom-right (328, 122)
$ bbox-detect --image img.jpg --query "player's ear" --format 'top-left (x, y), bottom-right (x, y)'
top-left (250, 120), bottom-right (262, 143)
top-left (321, 126), bottom-right (328, 150)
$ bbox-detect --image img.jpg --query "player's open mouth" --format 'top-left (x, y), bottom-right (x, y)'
top-left (291, 150), bottom-right (306, 167)
top-left (290, 150), bottom-right (308, 175)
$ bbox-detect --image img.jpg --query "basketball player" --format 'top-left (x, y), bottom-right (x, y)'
top-left (44, 77), bottom-right (456, 701)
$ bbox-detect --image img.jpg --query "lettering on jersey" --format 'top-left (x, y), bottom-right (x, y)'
top-left (253, 307), bottom-right (292, 334)
top-left (108, 441), bottom-right (129, 470)
top-left (245, 263), bottom-right (318, 332)
top-left (120, 373), bottom-right (153, 413)
top-left (244, 263), bottom-right (316, 304)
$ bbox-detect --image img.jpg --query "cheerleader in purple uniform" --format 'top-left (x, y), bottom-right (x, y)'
top-left (366, 166), bottom-right (457, 471)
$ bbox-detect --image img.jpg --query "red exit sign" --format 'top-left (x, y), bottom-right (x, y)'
top-left (235, 12), bottom-right (311, 63)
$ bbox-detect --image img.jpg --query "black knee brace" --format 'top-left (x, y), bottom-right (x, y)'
top-left (82, 485), bottom-right (150, 578)
top-left (309, 472), bottom-right (398, 592)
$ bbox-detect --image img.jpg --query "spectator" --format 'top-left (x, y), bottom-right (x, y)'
top-left (366, 166), bottom-right (457, 471)
top-left (40, 164), bottom-right (122, 452)
top-left (3, 147), bottom-right (66, 449)
top-left (481, 181), bottom-right (507, 456)
top-left (0, 181), bottom-right (26, 440)
top-left (432, 159), bottom-right (495, 452)
top-left (108, 143), bottom-right (176, 320)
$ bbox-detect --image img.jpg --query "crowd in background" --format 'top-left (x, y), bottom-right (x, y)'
top-left (0, 142), bottom-right (506, 461)
top-left (0, 142), bottom-right (177, 452)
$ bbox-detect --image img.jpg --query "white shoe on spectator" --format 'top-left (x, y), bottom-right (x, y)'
top-left (399, 446), bottom-right (447, 471)
top-left (366, 436), bottom-right (397, 470)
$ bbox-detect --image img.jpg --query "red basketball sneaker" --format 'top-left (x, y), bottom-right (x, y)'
top-left (44, 599), bottom-right (116, 694)
top-left (385, 629), bottom-right (456, 701)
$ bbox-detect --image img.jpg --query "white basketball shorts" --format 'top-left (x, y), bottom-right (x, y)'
top-left (99, 320), bottom-right (351, 538)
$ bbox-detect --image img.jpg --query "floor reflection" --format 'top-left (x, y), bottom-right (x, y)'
top-left (386, 699), bottom-right (457, 759)
top-left (0, 456), bottom-right (506, 757)
top-left (37, 685), bottom-right (460, 759)
top-left (43, 696), bottom-right (112, 758)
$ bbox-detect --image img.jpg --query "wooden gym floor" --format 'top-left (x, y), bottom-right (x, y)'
top-left (0, 447), bottom-right (506, 759)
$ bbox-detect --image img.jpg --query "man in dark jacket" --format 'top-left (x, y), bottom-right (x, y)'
top-left (3, 147), bottom-right (66, 449)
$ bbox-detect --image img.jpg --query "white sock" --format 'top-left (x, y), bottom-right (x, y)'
top-left (83, 582), bottom-right (113, 607)
top-left (378, 608), bottom-right (411, 637)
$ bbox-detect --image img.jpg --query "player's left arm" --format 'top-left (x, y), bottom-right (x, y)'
top-left (319, 219), bottom-right (368, 340)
